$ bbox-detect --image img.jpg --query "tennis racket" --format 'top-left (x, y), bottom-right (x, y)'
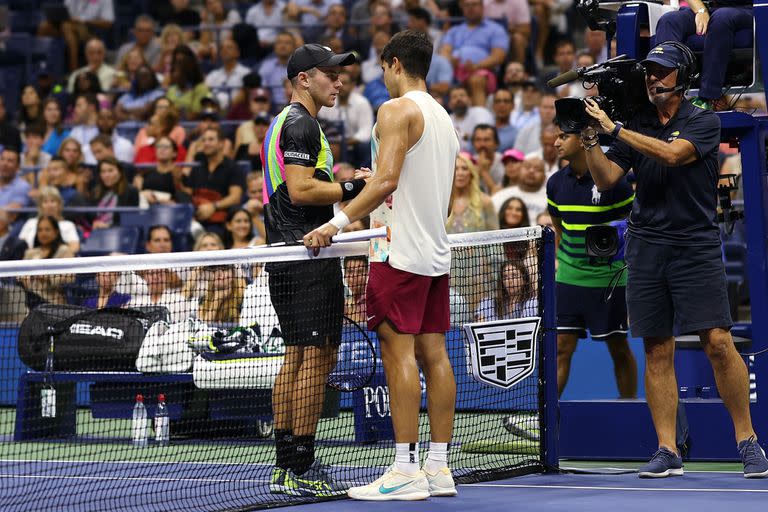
top-left (327, 315), bottom-right (377, 392)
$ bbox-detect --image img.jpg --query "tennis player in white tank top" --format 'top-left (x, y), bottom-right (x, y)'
top-left (305, 30), bottom-right (461, 500)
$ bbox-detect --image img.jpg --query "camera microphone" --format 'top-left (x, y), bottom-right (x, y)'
top-left (654, 85), bottom-right (681, 94)
top-left (547, 69), bottom-right (581, 88)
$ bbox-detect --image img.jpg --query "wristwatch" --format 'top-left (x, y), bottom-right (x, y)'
top-left (696, 7), bottom-right (706, 13)
top-left (611, 122), bottom-right (624, 138)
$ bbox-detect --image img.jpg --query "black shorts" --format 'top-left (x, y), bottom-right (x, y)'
top-left (556, 282), bottom-right (629, 340)
top-left (624, 235), bottom-right (733, 338)
top-left (268, 258), bottom-right (344, 347)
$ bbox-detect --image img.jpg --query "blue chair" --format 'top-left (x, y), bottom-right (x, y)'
top-left (80, 227), bottom-right (141, 256)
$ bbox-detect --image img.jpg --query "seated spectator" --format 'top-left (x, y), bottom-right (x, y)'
top-left (514, 92), bottom-right (556, 155)
top-left (471, 123), bottom-right (505, 192)
top-left (38, 156), bottom-right (82, 205)
top-left (360, 1), bottom-right (400, 51)
top-left (69, 71), bottom-right (112, 115)
top-left (654, 1), bottom-right (753, 110)
top-left (498, 196), bottom-right (530, 229)
top-left (84, 109), bottom-right (134, 165)
top-left (524, 125), bottom-right (560, 178)
top-left (55, 138), bottom-right (92, 200)
top-left (19, 186), bottom-right (81, 254)
top-left (500, 61), bottom-right (529, 106)
top-left (201, 0), bottom-right (242, 45)
top-left (224, 208), bottom-right (261, 249)
top-left (484, 0), bottom-right (530, 64)
top-left (475, 261), bottom-right (538, 321)
top-left (234, 109), bottom-right (271, 171)
top-left (491, 89), bottom-right (519, 152)
top-left (362, 76), bottom-right (390, 113)
top-left (155, 24), bottom-right (184, 80)
top-left (307, 4), bottom-right (359, 53)
top-left (0, 210), bottom-right (28, 261)
top-left (439, 0), bottom-right (507, 106)
top-left (68, 94), bottom-right (99, 151)
top-left (21, 124), bottom-right (52, 173)
top-left (38, 0), bottom-right (115, 72)
top-left (134, 136), bottom-right (186, 205)
top-left (82, 272), bottom-right (134, 309)
top-left (116, 15), bottom-right (161, 69)
top-left (492, 157), bottom-right (548, 220)
top-left (89, 134), bottom-right (118, 165)
top-left (195, 265), bottom-right (246, 323)
top-left (134, 109), bottom-right (188, 164)
top-left (541, 39), bottom-right (577, 96)
top-left (185, 107), bottom-right (234, 162)
top-left (583, 28), bottom-right (608, 64)
top-left (128, 268), bottom-right (193, 323)
top-left (134, 97), bottom-right (187, 149)
top-left (195, 231), bottom-right (225, 252)
top-left (0, 97), bottom-right (22, 152)
top-left (182, 128), bottom-right (245, 234)
top-left (41, 98), bottom-right (70, 156)
top-left (143, 225), bottom-right (184, 289)
top-left (0, 148), bottom-right (31, 210)
top-left (112, 47), bottom-right (149, 91)
top-left (116, 65), bottom-right (166, 122)
top-left (258, 32), bottom-right (297, 106)
top-left (494, 148), bottom-right (525, 195)
top-left (19, 216), bottom-right (76, 308)
top-left (318, 70), bottom-right (373, 167)
top-left (343, 255), bottom-right (368, 324)
top-left (17, 86), bottom-right (43, 135)
top-left (67, 38), bottom-right (116, 93)
top-left (510, 82), bottom-right (541, 134)
top-left (361, 31), bottom-right (390, 84)
top-left (205, 38), bottom-right (251, 110)
top-left (449, 85), bottom-right (494, 151)
top-left (166, 45), bottom-right (212, 120)
top-left (243, 172), bottom-right (267, 242)
top-left (227, 73), bottom-right (268, 121)
top-left (246, 0), bottom-right (288, 49)
top-left (90, 157), bottom-right (140, 230)
top-left (536, 211), bottom-right (553, 229)
top-left (446, 153), bottom-right (498, 234)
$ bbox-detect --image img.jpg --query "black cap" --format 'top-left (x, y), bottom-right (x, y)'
top-left (287, 44), bottom-right (358, 79)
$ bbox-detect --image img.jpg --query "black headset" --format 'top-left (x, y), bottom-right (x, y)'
top-left (655, 40), bottom-right (700, 92)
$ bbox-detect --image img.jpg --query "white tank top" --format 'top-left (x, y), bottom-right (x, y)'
top-left (369, 90), bottom-right (460, 276)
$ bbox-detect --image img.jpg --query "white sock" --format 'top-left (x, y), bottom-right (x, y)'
top-left (394, 442), bottom-right (419, 475)
top-left (424, 442), bottom-right (449, 473)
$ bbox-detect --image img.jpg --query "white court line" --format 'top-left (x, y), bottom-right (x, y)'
top-left (0, 474), bottom-right (269, 484)
top-left (464, 483), bottom-right (768, 493)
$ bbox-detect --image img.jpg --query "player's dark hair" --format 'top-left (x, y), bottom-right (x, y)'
top-left (380, 30), bottom-right (432, 80)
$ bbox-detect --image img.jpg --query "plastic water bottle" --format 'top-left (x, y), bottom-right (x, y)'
top-left (132, 394), bottom-right (148, 447)
top-left (155, 394), bottom-right (169, 446)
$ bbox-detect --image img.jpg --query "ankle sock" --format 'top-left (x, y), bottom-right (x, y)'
top-left (394, 442), bottom-right (420, 475)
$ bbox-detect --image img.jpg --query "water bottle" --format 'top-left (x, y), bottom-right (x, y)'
top-left (132, 394), bottom-right (148, 447)
top-left (155, 394), bottom-right (169, 446)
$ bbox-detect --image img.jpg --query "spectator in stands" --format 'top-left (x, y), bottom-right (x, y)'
top-left (440, 0), bottom-right (508, 107)
top-left (471, 124), bottom-right (504, 191)
top-left (89, 134), bottom-right (118, 165)
top-left (406, 8), bottom-right (453, 99)
top-left (343, 255), bottom-right (368, 324)
top-left (514, 92), bottom-right (556, 155)
top-left (82, 271), bottom-right (134, 308)
top-left (536, 211), bottom-right (553, 228)
top-left (246, 0), bottom-right (289, 49)
top-left (361, 31), bottom-right (390, 84)
top-left (41, 98), bottom-right (70, 155)
top-left (205, 38), bottom-right (251, 110)
top-left (183, 127), bottom-right (245, 234)
top-left (70, 71), bottom-right (112, 115)
top-left (195, 264), bottom-right (246, 323)
top-left (498, 196), bottom-right (530, 229)
top-left (145, 225), bottom-right (174, 254)
top-left (526, 125), bottom-right (560, 178)
top-left (83, 109), bottom-right (134, 165)
top-left (310, 4), bottom-right (358, 52)
top-left (129, 267), bottom-right (192, 322)
top-left (495, 148), bottom-right (525, 195)
top-left (90, 157), bottom-right (140, 230)
top-left (38, 0), bottom-right (115, 72)
top-left (17, 86), bottom-right (43, 134)
top-left (449, 85), bottom-right (494, 151)
top-left (318, 70), bottom-right (373, 167)
top-left (19, 216), bottom-right (76, 307)
top-left (235, 110), bottom-right (271, 170)
top-left (116, 15), bottom-right (161, 69)
top-left (115, 65), bottom-right (166, 122)
top-left (19, 186), bottom-right (80, 254)
top-left (509, 81), bottom-right (541, 133)
top-left (541, 39), bottom-right (577, 95)
top-left (243, 172), bottom-right (267, 241)
top-left (475, 261), bottom-right (537, 321)
top-left (134, 109), bottom-right (188, 164)
top-left (288, 0), bottom-right (340, 32)
top-left (156, 24), bottom-right (185, 79)
top-left (492, 157), bottom-right (548, 219)
top-left (185, 106), bottom-right (234, 161)
top-left (224, 208), bottom-right (259, 249)
top-left (0, 148), bottom-right (30, 210)
top-left (0, 97), bottom-right (22, 152)
top-left (0, 210), bottom-right (27, 261)
top-left (500, 61), bottom-right (528, 106)
top-left (483, 0), bottom-right (531, 64)
top-left (446, 152), bottom-right (498, 234)
top-left (258, 32), bottom-right (297, 106)
top-left (492, 89), bottom-right (519, 152)
top-left (134, 136), bottom-right (185, 205)
top-left (583, 28), bottom-right (608, 64)
top-left (531, 0), bottom-right (572, 69)
top-left (112, 47), bottom-right (149, 91)
top-left (194, 231), bottom-right (225, 251)
top-left (166, 45), bottom-right (212, 120)
top-left (226, 73), bottom-right (266, 120)
top-left (21, 124), bottom-right (52, 172)
top-left (655, 0), bottom-right (753, 110)
top-left (200, 0), bottom-right (243, 53)
top-left (69, 94), bottom-right (99, 150)
top-left (40, 157), bottom-right (80, 206)
top-left (362, 1), bottom-right (400, 49)
top-left (135, 97), bottom-right (187, 149)
top-left (67, 39), bottom-right (116, 93)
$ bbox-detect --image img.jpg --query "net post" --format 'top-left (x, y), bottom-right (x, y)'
top-left (541, 226), bottom-right (560, 472)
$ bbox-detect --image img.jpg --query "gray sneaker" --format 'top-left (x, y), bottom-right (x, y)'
top-left (638, 448), bottom-right (684, 478)
top-left (738, 436), bottom-right (768, 478)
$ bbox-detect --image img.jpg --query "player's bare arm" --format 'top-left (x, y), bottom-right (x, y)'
top-left (284, 164), bottom-right (345, 206)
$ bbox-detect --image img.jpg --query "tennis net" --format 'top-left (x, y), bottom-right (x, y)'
top-left (0, 227), bottom-right (556, 511)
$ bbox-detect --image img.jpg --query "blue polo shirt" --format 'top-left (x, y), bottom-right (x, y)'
top-left (547, 165), bottom-right (634, 287)
top-left (605, 100), bottom-right (721, 246)
top-left (441, 19), bottom-right (509, 64)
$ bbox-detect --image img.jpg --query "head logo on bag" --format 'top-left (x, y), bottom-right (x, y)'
top-left (70, 322), bottom-right (125, 340)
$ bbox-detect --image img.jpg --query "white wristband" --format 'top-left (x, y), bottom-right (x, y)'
top-left (329, 211), bottom-right (351, 231)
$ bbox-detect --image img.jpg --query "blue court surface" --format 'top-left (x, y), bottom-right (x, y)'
top-left (0, 460), bottom-right (765, 512)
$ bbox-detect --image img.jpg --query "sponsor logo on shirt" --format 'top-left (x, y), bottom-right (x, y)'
top-left (284, 151), bottom-right (310, 160)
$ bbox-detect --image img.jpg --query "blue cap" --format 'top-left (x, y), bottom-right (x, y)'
top-left (641, 42), bottom-right (685, 69)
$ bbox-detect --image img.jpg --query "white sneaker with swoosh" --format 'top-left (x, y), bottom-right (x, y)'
top-left (347, 466), bottom-right (429, 501)
top-left (424, 466), bottom-right (457, 496)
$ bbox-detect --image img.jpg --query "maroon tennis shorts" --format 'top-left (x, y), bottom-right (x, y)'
top-left (366, 261), bottom-right (450, 334)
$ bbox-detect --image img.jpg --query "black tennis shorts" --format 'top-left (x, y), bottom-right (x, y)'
top-left (624, 235), bottom-right (733, 338)
top-left (556, 282), bottom-right (629, 340)
top-left (268, 258), bottom-right (344, 347)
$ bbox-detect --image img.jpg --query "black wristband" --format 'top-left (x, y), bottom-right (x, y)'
top-left (340, 178), bottom-right (366, 202)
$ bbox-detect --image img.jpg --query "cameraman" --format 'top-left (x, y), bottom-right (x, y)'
top-left (547, 115), bottom-right (637, 399)
top-left (582, 41), bottom-right (768, 478)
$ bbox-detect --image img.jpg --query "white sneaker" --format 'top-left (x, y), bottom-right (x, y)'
top-left (347, 466), bottom-right (430, 501)
top-left (424, 467), bottom-right (457, 497)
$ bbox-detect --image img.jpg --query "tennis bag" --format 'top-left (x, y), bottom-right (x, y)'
top-left (18, 304), bottom-right (170, 371)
